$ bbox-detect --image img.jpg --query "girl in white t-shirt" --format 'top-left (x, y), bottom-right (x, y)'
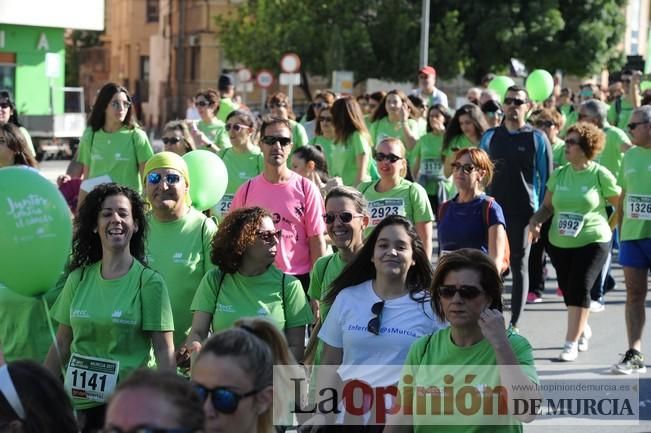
top-left (312, 214), bottom-right (445, 430)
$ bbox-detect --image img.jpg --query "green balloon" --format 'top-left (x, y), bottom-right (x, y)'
top-left (526, 69), bottom-right (554, 102)
top-left (640, 81), bottom-right (651, 92)
top-left (0, 167), bottom-right (72, 297)
top-left (487, 76), bottom-right (516, 102)
top-left (183, 150), bottom-right (228, 211)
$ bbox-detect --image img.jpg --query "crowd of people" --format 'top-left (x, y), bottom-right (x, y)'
top-left (0, 64), bottom-right (650, 433)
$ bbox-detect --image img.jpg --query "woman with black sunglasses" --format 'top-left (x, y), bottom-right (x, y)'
top-left (144, 152), bottom-right (217, 356)
top-left (359, 137), bottom-right (434, 259)
top-left (161, 120), bottom-right (196, 156)
top-left (181, 207), bottom-right (313, 365)
top-left (442, 104), bottom-right (487, 178)
top-left (438, 148), bottom-right (508, 276)
top-left (192, 88), bottom-right (231, 152)
top-left (214, 110), bottom-right (264, 219)
top-left (385, 249), bottom-right (539, 432)
top-left (191, 317), bottom-right (300, 433)
top-left (0, 90), bottom-right (36, 158)
top-left (311, 215), bottom-right (443, 429)
top-left (267, 92), bottom-right (309, 148)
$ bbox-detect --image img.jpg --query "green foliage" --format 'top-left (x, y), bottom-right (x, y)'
top-left (215, 0), bottom-right (628, 84)
top-left (65, 30), bottom-right (103, 86)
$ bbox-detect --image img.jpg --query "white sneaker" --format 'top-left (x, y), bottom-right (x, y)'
top-left (590, 300), bottom-right (605, 313)
top-left (559, 342), bottom-right (579, 361)
top-left (578, 324), bottom-right (592, 352)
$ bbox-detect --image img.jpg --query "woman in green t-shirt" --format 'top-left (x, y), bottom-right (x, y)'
top-left (442, 104), bottom-right (487, 177)
top-left (191, 88), bottom-right (231, 152)
top-left (182, 207), bottom-right (313, 364)
top-left (291, 145), bottom-right (331, 197)
top-left (529, 123), bottom-right (620, 362)
top-left (412, 104), bottom-right (452, 215)
top-left (308, 105), bottom-right (335, 170)
top-left (160, 120), bottom-right (196, 156)
top-left (267, 92), bottom-right (308, 148)
top-left (45, 183), bottom-right (175, 431)
top-left (369, 90), bottom-right (421, 151)
top-left (331, 96), bottom-right (374, 187)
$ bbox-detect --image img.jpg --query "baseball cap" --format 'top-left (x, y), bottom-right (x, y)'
top-left (418, 66), bottom-right (436, 77)
top-left (481, 99), bottom-right (503, 115)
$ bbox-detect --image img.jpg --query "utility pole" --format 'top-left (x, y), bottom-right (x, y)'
top-left (419, 0), bottom-right (430, 68)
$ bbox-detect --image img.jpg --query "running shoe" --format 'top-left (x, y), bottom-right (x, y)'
top-left (559, 343), bottom-right (579, 361)
top-left (578, 324), bottom-right (591, 352)
top-left (526, 292), bottom-right (543, 304)
top-left (556, 287), bottom-right (564, 297)
top-left (612, 349), bottom-right (647, 374)
top-left (589, 300), bottom-right (605, 313)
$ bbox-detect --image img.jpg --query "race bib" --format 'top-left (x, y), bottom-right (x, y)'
top-left (64, 353), bottom-right (119, 402)
top-left (420, 158), bottom-right (442, 177)
top-left (369, 198), bottom-right (405, 226)
top-left (215, 194), bottom-right (234, 216)
top-left (557, 212), bottom-right (584, 237)
top-left (626, 194), bottom-right (651, 220)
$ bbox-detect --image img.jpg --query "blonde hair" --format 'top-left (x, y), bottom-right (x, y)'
top-left (376, 136), bottom-right (408, 177)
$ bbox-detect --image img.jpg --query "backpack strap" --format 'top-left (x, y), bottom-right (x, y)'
top-left (281, 272), bottom-right (287, 322)
top-left (615, 97), bottom-right (622, 127)
top-left (481, 196), bottom-right (495, 243)
top-left (243, 179), bottom-right (252, 205)
top-left (215, 269), bottom-right (226, 303)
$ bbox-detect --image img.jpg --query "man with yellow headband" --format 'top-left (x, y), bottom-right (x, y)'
top-left (143, 152), bottom-right (217, 352)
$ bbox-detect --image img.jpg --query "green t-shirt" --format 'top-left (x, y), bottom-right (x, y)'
top-left (77, 126), bottom-right (154, 193)
top-left (51, 260), bottom-right (174, 410)
top-left (330, 131), bottom-right (372, 187)
top-left (443, 134), bottom-right (475, 158)
top-left (399, 327), bottom-right (538, 433)
top-left (551, 138), bottom-right (566, 167)
top-left (191, 266), bottom-right (313, 332)
top-left (198, 118), bottom-right (231, 150)
top-left (146, 208), bottom-right (217, 347)
top-left (290, 119), bottom-right (309, 148)
top-left (214, 146), bottom-right (264, 217)
top-left (217, 97), bottom-right (239, 123)
top-left (618, 145), bottom-right (651, 241)
top-left (369, 117), bottom-right (422, 146)
top-left (547, 162), bottom-right (620, 248)
top-left (309, 135), bottom-right (335, 169)
top-left (596, 124), bottom-right (630, 179)
top-left (307, 253), bottom-right (347, 322)
top-left (413, 133), bottom-right (448, 194)
top-left (0, 281), bottom-right (61, 363)
top-left (358, 178), bottom-right (434, 236)
top-left (560, 110), bottom-right (579, 137)
top-left (607, 98), bottom-right (634, 131)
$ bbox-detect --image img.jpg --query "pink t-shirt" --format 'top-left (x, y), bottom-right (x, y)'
top-left (231, 171), bottom-right (326, 275)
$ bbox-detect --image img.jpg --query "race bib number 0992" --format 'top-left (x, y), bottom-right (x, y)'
top-left (557, 212), bottom-right (584, 238)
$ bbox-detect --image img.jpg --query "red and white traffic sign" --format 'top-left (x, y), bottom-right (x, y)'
top-left (256, 70), bottom-right (274, 88)
top-left (280, 53), bottom-right (301, 73)
top-left (237, 68), bottom-right (252, 82)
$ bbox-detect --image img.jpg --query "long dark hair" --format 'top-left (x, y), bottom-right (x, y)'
top-left (370, 90), bottom-right (415, 123)
top-left (331, 96), bottom-right (370, 144)
top-left (442, 104), bottom-right (487, 154)
top-left (88, 82), bottom-right (137, 131)
top-left (426, 104), bottom-right (452, 133)
top-left (69, 183), bottom-right (148, 271)
top-left (293, 145), bottom-right (329, 184)
top-left (0, 90), bottom-right (22, 126)
top-left (324, 215), bottom-right (432, 305)
top-left (0, 123), bottom-right (37, 167)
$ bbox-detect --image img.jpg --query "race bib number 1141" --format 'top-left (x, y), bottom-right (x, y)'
top-left (64, 353), bottom-right (119, 402)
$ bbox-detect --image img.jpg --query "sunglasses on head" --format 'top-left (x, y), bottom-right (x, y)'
top-left (438, 285), bottom-right (484, 299)
top-left (162, 137), bottom-right (182, 145)
top-left (100, 427), bottom-right (197, 433)
top-left (374, 152), bottom-right (402, 163)
top-left (111, 100), bottom-right (132, 110)
top-left (503, 97), bottom-right (526, 106)
top-left (0, 102), bottom-right (10, 109)
top-left (193, 383), bottom-right (259, 414)
top-left (261, 135), bottom-right (292, 146)
top-left (323, 211), bottom-right (362, 224)
top-left (257, 229), bottom-right (281, 243)
top-left (195, 100), bottom-right (210, 107)
top-left (225, 123), bottom-right (249, 132)
top-left (451, 162), bottom-right (476, 174)
top-left (367, 300), bottom-right (385, 335)
top-left (147, 173), bottom-right (181, 185)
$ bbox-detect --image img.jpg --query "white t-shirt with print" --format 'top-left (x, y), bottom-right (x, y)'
top-left (318, 279), bottom-right (445, 387)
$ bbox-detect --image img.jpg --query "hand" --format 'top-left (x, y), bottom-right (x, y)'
top-left (528, 221), bottom-right (541, 244)
top-left (632, 70), bottom-right (642, 85)
top-left (400, 106), bottom-right (410, 123)
top-left (57, 174), bottom-right (71, 187)
top-left (175, 341), bottom-right (201, 368)
top-left (478, 308), bottom-right (507, 347)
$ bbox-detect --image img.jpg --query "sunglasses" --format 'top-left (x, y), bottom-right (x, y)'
top-left (438, 285), bottom-right (484, 299)
top-left (323, 211), bottom-right (363, 224)
top-left (0, 103), bottom-right (10, 109)
top-left (258, 229), bottom-right (281, 243)
top-left (111, 100), bottom-right (132, 110)
top-left (565, 137), bottom-right (581, 146)
top-left (319, 116), bottom-right (333, 123)
top-left (314, 102), bottom-right (328, 110)
top-left (147, 173), bottom-right (181, 185)
top-left (270, 103), bottom-right (288, 109)
top-left (193, 383), bottom-right (259, 414)
top-left (225, 123), bottom-right (250, 132)
top-left (100, 427), bottom-right (197, 433)
top-left (628, 121), bottom-right (649, 130)
top-left (374, 152), bottom-right (402, 163)
top-left (261, 135), bottom-right (292, 147)
top-left (503, 97), bottom-right (526, 106)
top-left (534, 120), bottom-right (554, 128)
top-left (195, 100), bottom-right (210, 107)
top-left (451, 162), bottom-right (476, 174)
top-left (367, 300), bottom-right (385, 335)
top-left (162, 137), bottom-right (182, 145)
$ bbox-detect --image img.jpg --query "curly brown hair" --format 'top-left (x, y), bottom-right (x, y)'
top-left (566, 122), bottom-right (605, 160)
top-left (210, 206), bottom-right (271, 273)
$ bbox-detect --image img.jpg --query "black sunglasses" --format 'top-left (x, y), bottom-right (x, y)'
top-left (195, 100), bottom-right (210, 107)
top-left (257, 229), bottom-right (281, 243)
top-left (503, 97), bottom-right (527, 106)
top-left (438, 285), bottom-right (483, 299)
top-left (100, 427), bottom-right (197, 433)
top-left (451, 162), bottom-right (476, 174)
top-left (628, 121), bottom-right (649, 130)
top-left (0, 102), bottom-right (10, 109)
top-left (534, 120), bottom-right (554, 128)
top-left (323, 211), bottom-right (362, 224)
top-left (367, 300), bottom-right (385, 335)
top-left (162, 137), bottom-right (182, 145)
top-left (147, 173), bottom-right (181, 185)
top-left (319, 116), bottom-right (333, 123)
top-left (374, 152), bottom-right (402, 163)
top-left (261, 135), bottom-right (292, 146)
top-left (193, 383), bottom-right (259, 414)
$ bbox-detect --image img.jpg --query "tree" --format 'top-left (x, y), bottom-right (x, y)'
top-left (215, 0), bottom-right (627, 89)
top-left (65, 30), bottom-right (103, 87)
